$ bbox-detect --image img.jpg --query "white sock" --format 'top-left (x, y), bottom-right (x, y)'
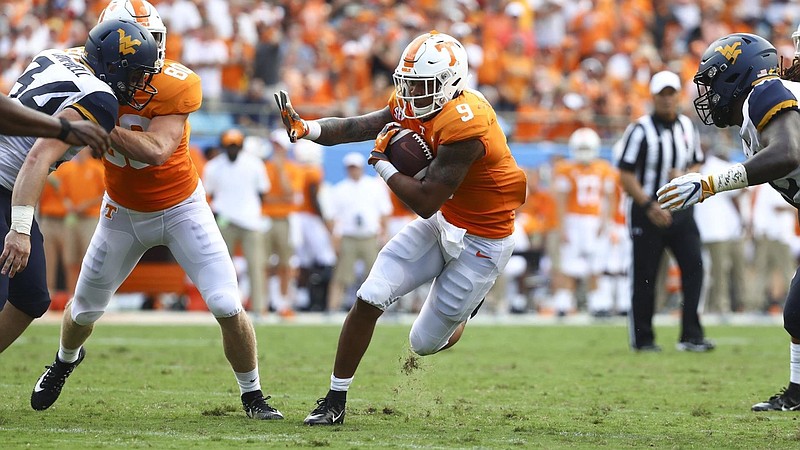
top-left (330, 373), bottom-right (353, 392)
top-left (234, 369), bottom-right (261, 395)
top-left (552, 289), bottom-right (574, 312)
top-left (790, 343), bottom-right (800, 385)
top-left (58, 345), bottom-right (81, 363)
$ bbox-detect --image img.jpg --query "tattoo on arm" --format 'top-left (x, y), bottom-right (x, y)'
top-left (315, 108), bottom-right (393, 145)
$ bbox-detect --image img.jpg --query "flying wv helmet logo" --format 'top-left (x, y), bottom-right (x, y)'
top-left (714, 41), bottom-right (742, 64)
top-left (117, 29), bottom-right (141, 55)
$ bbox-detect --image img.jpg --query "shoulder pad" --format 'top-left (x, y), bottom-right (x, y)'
top-left (148, 60), bottom-right (203, 115)
top-left (748, 78), bottom-right (799, 132)
top-left (433, 92), bottom-right (492, 145)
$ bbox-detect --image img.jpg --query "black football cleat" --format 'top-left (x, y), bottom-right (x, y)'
top-left (752, 387), bottom-right (800, 411)
top-left (31, 347), bottom-right (86, 411)
top-left (241, 390), bottom-right (284, 420)
top-left (304, 397), bottom-right (346, 425)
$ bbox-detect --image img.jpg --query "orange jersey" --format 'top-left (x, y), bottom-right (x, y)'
top-left (39, 174), bottom-right (68, 218)
top-left (58, 156), bottom-right (106, 218)
top-left (263, 159), bottom-right (304, 219)
top-left (105, 59), bottom-right (202, 211)
top-left (298, 165), bottom-right (324, 215)
top-left (388, 90), bottom-right (527, 238)
top-left (520, 190), bottom-right (558, 234)
top-left (553, 159), bottom-right (616, 216)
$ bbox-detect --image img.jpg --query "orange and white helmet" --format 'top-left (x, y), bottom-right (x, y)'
top-left (393, 31), bottom-right (469, 119)
top-left (568, 127), bottom-right (601, 163)
top-left (99, 0), bottom-right (166, 70)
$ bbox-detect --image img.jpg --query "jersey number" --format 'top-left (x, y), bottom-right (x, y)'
top-left (104, 114), bottom-right (152, 169)
top-left (162, 63), bottom-right (192, 81)
top-left (456, 103), bottom-right (474, 122)
top-left (575, 175), bottom-right (602, 207)
top-left (9, 56), bottom-right (80, 115)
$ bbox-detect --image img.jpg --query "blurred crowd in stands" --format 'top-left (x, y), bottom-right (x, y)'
top-left (3, 0), bottom-right (800, 142)
top-left (3, 0), bottom-right (800, 318)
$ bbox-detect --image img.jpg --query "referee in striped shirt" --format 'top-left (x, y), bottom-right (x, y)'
top-left (615, 71), bottom-right (713, 353)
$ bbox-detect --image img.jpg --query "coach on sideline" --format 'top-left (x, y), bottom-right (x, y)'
top-left (614, 70), bottom-right (713, 353)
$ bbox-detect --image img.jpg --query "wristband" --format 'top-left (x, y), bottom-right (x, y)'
top-left (374, 160), bottom-right (399, 182)
top-left (711, 163), bottom-right (748, 193)
top-left (305, 120), bottom-right (321, 140)
top-left (57, 118), bottom-right (71, 141)
top-left (10, 205), bottom-right (34, 236)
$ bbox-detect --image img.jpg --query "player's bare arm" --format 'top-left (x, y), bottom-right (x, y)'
top-left (386, 139), bottom-right (483, 218)
top-left (109, 113), bottom-right (186, 165)
top-left (275, 90), bottom-right (393, 145)
top-left (314, 108), bottom-right (394, 146)
top-left (0, 109), bottom-right (76, 277)
top-left (741, 111), bottom-right (800, 185)
top-left (0, 94), bottom-right (110, 151)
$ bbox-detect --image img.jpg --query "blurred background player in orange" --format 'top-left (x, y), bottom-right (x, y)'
top-left (551, 127), bottom-right (615, 317)
top-left (56, 147), bottom-right (105, 293)
top-left (38, 173), bottom-right (69, 296)
top-left (290, 140), bottom-right (336, 312)
top-left (263, 129), bottom-right (303, 318)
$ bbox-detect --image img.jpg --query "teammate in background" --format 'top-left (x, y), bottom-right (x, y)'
top-left (263, 130), bottom-right (303, 318)
top-left (599, 174), bottom-right (632, 316)
top-left (656, 33), bottom-right (800, 411)
top-left (290, 140), bottom-right (336, 312)
top-left (551, 128), bottom-right (615, 317)
top-left (57, 148), bottom-right (106, 293)
top-left (0, 19), bottom-right (151, 354)
top-left (22, 0), bottom-right (283, 420)
top-left (0, 94), bottom-right (109, 152)
top-left (276, 31), bottom-right (527, 425)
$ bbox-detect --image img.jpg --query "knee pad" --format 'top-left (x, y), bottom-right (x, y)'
top-left (8, 296), bottom-right (50, 319)
top-left (202, 283), bottom-right (243, 318)
top-left (356, 278), bottom-right (394, 311)
top-left (408, 326), bottom-right (446, 356)
top-left (71, 294), bottom-right (106, 326)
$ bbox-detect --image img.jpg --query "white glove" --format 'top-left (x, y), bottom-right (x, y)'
top-left (657, 173), bottom-right (716, 211)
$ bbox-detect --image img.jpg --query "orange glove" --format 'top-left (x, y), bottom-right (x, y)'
top-left (368, 122), bottom-right (402, 166)
top-left (273, 90), bottom-right (308, 143)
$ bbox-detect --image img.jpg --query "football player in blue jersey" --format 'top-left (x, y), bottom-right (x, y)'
top-left (0, 94), bottom-right (109, 151)
top-left (0, 19), bottom-right (158, 355)
top-left (657, 33), bottom-right (800, 411)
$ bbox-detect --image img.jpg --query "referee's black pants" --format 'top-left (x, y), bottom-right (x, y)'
top-left (628, 206), bottom-right (704, 348)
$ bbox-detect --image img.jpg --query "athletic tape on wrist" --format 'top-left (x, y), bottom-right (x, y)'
top-left (374, 160), bottom-right (399, 182)
top-left (711, 163), bottom-right (748, 193)
top-left (11, 205), bottom-right (34, 235)
top-left (305, 120), bottom-right (321, 140)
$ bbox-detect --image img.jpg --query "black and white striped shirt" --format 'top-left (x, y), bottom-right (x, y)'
top-left (615, 114), bottom-right (703, 199)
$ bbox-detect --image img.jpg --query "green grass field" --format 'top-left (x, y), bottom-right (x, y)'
top-left (1, 320), bottom-right (799, 448)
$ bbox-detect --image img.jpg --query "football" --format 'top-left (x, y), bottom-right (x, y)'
top-left (385, 129), bottom-right (434, 179)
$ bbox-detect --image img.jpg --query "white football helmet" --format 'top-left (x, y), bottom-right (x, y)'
top-left (793, 23), bottom-right (800, 59)
top-left (98, 0), bottom-right (166, 70)
top-left (568, 128), bottom-right (601, 163)
top-left (393, 31), bottom-right (469, 119)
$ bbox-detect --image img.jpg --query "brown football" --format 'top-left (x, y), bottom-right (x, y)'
top-left (385, 129), bottom-right (434, 179)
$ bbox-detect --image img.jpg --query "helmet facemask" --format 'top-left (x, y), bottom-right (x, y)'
top-left (83, 19), bottom-right (160, 111)
top-left (393, 31), bottom-right (469, 120)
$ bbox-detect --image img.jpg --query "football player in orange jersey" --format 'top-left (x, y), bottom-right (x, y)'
top-left (0, 19), bottom-right (153, 356)
top-left (21, 0), bottom-right (283, 420)
top-left (276, 31), bottom-right (527, 425)
top-left (551, 128), bottom-right (616, 317)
